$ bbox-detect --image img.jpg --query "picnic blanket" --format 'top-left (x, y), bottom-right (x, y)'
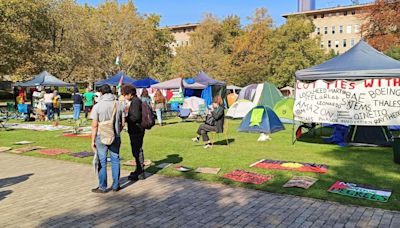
top-left (251, 159), bottom-right (328, 174)
top-left (0, 147), bottom-right (12, 152)
top-left (283, 176), bottom-right (318, 189)
top-left (123, 160), bottom-right (152, 166)
top-left (250, 108), bottom-right (264, 127)
top-left (328, 181), bottom-right (392, 202)
top-left (38, 149), bottom-right (71, 156)
top-left (6, 123), bottom-right (72, 131)
top-left (223, 170), bottom-right (273, 185)
top-left (195, 167), bottom-right (221, 174)
top-left (10, 146), bottom-right (46, 154)
top-left (69, 151), bottom-right (95, 158)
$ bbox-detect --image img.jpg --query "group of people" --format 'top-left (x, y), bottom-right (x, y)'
top-left (90, 84), bottom-right (225, 193)
top-left (31, 88), bottom-right (61, 121)
top-left (72, 88), bottom-right (97, 121)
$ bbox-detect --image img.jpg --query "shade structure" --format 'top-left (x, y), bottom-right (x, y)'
top-left (15, 71), bottom-right (73, 87)
top-left (133, 77), bottom-right (158, 88)
top-left (151, 78), bottom-right (182, 90)
top-left (296, 41), bottom-right (400, 80)
top-left (192, 71), bottom-right (226, 86)
top-left (238, 106), bottom-right (285, 134)
top-left (95, 71), bottom-right (136, 86)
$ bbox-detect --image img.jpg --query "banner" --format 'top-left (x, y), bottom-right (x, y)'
top-left (250, 159), bottom-right (328, 173)
top-left (328, 181), bottom-right (392, 202)
top-left (294, 79), bottom-right (400, 125)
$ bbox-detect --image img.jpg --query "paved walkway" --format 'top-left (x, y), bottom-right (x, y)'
top-left (0, 153), bottom-right (399, 228)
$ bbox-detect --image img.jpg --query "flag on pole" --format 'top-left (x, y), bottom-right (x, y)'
top-left (114, 55), bottom-right (121, 66)
top-left (117, 74), bottom-right (123, 96)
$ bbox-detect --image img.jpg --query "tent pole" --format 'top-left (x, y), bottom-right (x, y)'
top-left (292, 79), bottom-right (297, 145)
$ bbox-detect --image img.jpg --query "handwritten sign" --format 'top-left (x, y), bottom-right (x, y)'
top-left (328, 181), bottom-right (392, 202)
top-left (294, 79), bottom-right (400, 125)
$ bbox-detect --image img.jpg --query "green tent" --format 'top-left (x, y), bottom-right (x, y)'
top-left (273, 98), bottom-right (294, 120)
top-left (257, 82), bottom-right (283, 108)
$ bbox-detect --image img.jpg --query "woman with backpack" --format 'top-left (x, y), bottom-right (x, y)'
top-left (192, 96), bottom-right (225, 149)
top-left (153, 89), bottom-right (166, 126)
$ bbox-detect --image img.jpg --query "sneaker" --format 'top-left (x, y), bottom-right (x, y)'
top-left (203, 144), bottom-right (212, 149)
top-left (112, 186), bottom-right (122, 192)
top-left (192, 137), bottom-right (199, 143)
top-left (91, 187), bottom-right (107, 194)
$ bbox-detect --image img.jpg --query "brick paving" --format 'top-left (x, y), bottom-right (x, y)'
top-left (0, 153), bottom-right (399, 228)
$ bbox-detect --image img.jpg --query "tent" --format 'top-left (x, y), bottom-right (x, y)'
top-left (133, 77), bottom-right (158, 88)
top-left (273, 98), bottom-right (294, 123)
top-left (193, 71), bottom-right (225, 86)
top-left (181, 96), bottom-right (205, 114)
top-left (296, 40), bottom-right (400, 80)
top-left (257, 82), bottom-right (283, 108)
top-left (238, 84), bottom-right (257, 101)
top-left (151, 78), bottom-right (182, 90)
top-left (15, 71), bottom-right (73, 87)
top-left (346, 126), bottom-right (392, 147)
top-left (95, 71), bottom-right (136, 86)
top-left (227, 85), bottom-right (242, 93)
top-left (226, 100), bottom-right (256, 119)
top-left (238, 106), bottom-right (285, 134)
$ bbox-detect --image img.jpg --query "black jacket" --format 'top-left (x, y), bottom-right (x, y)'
top-left (211, 106), bottom-right (224, 133)
top-left (127, 96), bottom-right (144, 135)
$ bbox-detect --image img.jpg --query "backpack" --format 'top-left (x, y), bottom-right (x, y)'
top-left (141, 102), bottom-right (155, 130)
top-left (98, 102), bottom-right (117, 145)
top-left (53, 96), bottom-right (60, 108)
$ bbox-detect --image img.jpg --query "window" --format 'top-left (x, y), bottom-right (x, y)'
top-left (321, 41), bottom-right (324, 48)
top-left (347, 25), bottom-right (352, 34)
top-left (339, 25), bottom-right (343, 34)
top-left (332, 26), bottom-right (335, 34)
top-left (335, 40), bottom-right (339, 48)
top-left (321, 14), bottom-right (325, 18)
top-left (351, 10), bottom-right (356, 15)
top-left (344, 11), bottom-right (348, 16)
top-left (354, 24), bottom-right (360, 33)
top-left (328, 40), bottom-right (331, 48)
top-left (351, 39), bottom-right (355, 47)
top-left (343, 39), bottom-right (347, 47)
top-left (316, 27), bottom-right (320, 35)
top-left (324, 27), bottom-right (328, 34)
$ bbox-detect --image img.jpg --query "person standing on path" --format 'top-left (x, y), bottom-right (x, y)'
top-left (72, 88), bottom-right (82, 121)
top-left (121, 84), bottom-right (146, 181)
top-left (91, 85), bottom-right (124, 193)
top-left (83, 88), bottom-right (95, 119)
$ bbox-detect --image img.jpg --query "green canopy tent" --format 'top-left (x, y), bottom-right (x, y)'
top-left (257, 82), bottom-right (283, 108)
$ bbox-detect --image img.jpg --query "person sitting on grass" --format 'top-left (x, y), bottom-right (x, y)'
top-left (192, 96), bottom-right (225, 149)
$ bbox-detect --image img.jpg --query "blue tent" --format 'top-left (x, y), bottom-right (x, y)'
top-left (296, 41), bottom-right (400, 80)
top-left (95, 72), bottom-right (136, 86)
top-left (133, 77), bottom-right (158, 88)
top-left (238, 106), bottom-right (285, 134)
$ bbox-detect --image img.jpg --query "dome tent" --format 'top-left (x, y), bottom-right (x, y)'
top-left (238, 106), bottom-right (285, 134)
top-left (226, 100), bottom-right (256, 119)
top-left (273, 98), bottom-right (294, 124)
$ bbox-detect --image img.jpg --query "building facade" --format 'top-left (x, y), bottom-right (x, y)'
top-left (166, 23), bottom-right (199, 54)
top-left (283, 3), bottom-right (373, 54)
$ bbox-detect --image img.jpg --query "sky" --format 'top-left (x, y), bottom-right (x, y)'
top-left (77, 0), bottom-right (372, 27)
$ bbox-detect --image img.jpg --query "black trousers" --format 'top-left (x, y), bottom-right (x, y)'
top-left (84, 105), bottom-right (92, 118)
top-left (129, 133), bottom-right (145, 174)
top-left (197, 124), bottom-right (217, 142)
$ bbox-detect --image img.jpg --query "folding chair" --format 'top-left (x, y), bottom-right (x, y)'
top-left (196, 104), bottom-right (207, 121)
top-left (210, 119), bottom-right (230, 147)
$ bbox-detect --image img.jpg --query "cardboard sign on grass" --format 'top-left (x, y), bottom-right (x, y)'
top-left (0, 147), bottom-right (12, 152)
top-left (328, 181), bottom-right (392, 202)
top-left (283, 176), bottom-right (318, 189)
top-left (195, 167), bottom-right (221, 174)
top-left (11, 146), bottom-right (46, 154)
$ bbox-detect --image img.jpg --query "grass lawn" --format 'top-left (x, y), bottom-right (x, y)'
top-left (1, 117), bottom-right (400, 211)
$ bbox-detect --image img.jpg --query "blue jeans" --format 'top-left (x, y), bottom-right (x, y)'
top-left (45, 103), bottom-right (53, 120)
top-left (73, 104), bottom-right (81, 120)
top-left (95, 135), bottom-right (121, 190)
top-left (155, 109), bottom-right (162, 125)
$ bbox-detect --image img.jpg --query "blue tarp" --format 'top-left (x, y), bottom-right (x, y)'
top-left (201, 86), bottom-right (213, 107)
top-left (322, 124), bottom-right (350, 147)
top-left (296, 40), bottom-right (400, 80)
top-left (238, 106), bottom-right (285, 134)
top-left (16, 71), bottom-right (73, 87)
top-left (133, 77), bottom-right (158, 88)
top-left (95, 72), bottom-right (136, 86)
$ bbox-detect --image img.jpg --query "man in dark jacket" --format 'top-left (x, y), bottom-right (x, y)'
top-left (192, 96), bottom-right (225, 149)
top-left (121, 85), bottom-right (145, 180)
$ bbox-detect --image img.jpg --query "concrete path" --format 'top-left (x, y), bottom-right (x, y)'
top-left (0, 153), bottom-right (399, 228)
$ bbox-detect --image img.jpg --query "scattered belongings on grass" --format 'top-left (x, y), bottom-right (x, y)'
top-left (63, 133), bottom-right (91, 138)
top-left (250, 159), bottom-right (328, 174)
top-left (195, 167), bottom-right (221, 174)
top-left (7, 123), bottom-right (72, 131)
top-left (38, 149), bottom-right (71, 155)
top-left (223, 170), bottom-right (273, 185)
top-left (156, 163), bottom-right (172, 169)
top-left (0, 147), bottom-right (12, 152)
top-left (10, 146), bottom-right (46, 154)
top-left (123, 160), bottom-right (152, 166)
top-left (14, 141), bottom-right (34, 145)
top-left (328, 181), bottom-right (392, 202)
top-left (69, 151), bottom-right (95, 158)
top-left (283, 176), bottom-right (318, 189)
top-left (175, 165), bottom-right (192, 172)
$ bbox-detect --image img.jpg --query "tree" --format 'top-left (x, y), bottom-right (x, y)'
top-left (361, 0), bottom-right (400, 51)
